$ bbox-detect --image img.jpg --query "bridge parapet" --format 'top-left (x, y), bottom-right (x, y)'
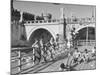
top-left (24, 19), bottom-right (63, 25)
top-left (24, 17), bottom-right (95, 26)
top-left (66, 17), bottom-right (95, 24)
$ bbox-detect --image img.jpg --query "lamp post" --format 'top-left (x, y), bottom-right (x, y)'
top-left (60, 8), bottom-right (67, 41)
top-left (71, 28), bottom-right (75, 47)
top-left (86, 25), bottom-right (88, 46)
top-left (52, 3), bottom-right (68, 46)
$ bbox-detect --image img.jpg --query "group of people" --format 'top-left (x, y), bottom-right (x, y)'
top-left (60, 47), bottom-right (96, 71)
top-left (72, 47), bottom-right (96, 64)
top-left (32, 37), bottom-right (59, 64)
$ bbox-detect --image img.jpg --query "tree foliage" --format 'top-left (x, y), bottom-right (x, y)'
top-left (11, 9), bottom-right (20, 21)
top-left (23, 12), bottom-right (35, 21)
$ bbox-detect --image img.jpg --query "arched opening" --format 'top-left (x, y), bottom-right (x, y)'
top-left (75, 27), bottom-right (95, 46)
top-left (75, 27), bottom-right (95, 40)
top-left (29, 28), bottom-right (54, 45)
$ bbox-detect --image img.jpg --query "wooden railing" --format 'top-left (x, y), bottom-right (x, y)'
top-left (11, 42), bottom-right (72, 75)
top-left (11, 47), bottom-right (34, 75)
top-left (11, 44), bottom-right (68, 75)
top-left (11, 40), bottom-right (95, 74)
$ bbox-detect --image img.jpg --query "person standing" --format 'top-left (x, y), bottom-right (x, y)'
top-left (55, 34), bottom-right (59, 49)
top-left (91, 46), bottom-right (96, 57)
top-left (39, 39), bottom-right (47, 63)
top-left (32, 39), bottom-right (38, 65)
top-left (49, 37), bottom-right (55, 60)
top-left (33, 39), bottom-right (41, 64)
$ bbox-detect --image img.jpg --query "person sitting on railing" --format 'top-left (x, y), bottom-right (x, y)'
top-left (43, 37), bottom-right (55, 61)
top-left (42, 41), bottom-right (52, 61)
top-left (32, 39), bottom-right (38, 65)
top-left (55, 34), bottom-right (59, 49)
top-left (32, 39), bottom-right (41, 64)
top-left (43, 44), bottom-right (48, 62)
top-left (48, 37), bottom-right (55, 60)
top-left (49, 44), bottom-right (55, 60)
top-left (35, 39), bottom-right (43, 63)
top-left (49, 37), bottom-right (56, 49)
top-left (39, 39), bottom-right (47, 63)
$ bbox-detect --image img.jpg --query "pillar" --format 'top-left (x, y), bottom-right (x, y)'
top-left (18, 50), bottom-right (21, 72)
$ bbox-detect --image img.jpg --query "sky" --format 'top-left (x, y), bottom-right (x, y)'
top-left (13, 0), bottom-right (96, 19)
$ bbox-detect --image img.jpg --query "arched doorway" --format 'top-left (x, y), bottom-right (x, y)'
top-left (75, 27), bottom-right (95, 46)
top-left (29, 28), bottom-right (54, 45)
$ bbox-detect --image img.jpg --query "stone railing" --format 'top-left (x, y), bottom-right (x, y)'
top-left (24, 19), bottom-right (63, 25)
top-left (66, 17), bottom-right (95, 24)
top-left (24, 17), bottom-right (95, 25)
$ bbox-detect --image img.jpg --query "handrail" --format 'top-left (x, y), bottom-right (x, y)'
top-left (11, 47), bottom-right (34, 75)
top-left (11, 47), bottom-right (33, 51)
top-left (11, 43), bottom-right (69, 75)
top-left (11, 40), bottom-right (95, 74)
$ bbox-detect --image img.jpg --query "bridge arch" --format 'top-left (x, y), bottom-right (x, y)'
top-left (75, 24), bottom-right (95, 33)
top-left (74, 24), bottom-right (95, 40)
top-left (27, 26), bottom-right (56, 45)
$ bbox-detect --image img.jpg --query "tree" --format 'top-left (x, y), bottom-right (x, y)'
top-left (23, 12), bottom-right (35, 21)
top-left (11, 9), bottom-right (20, 21)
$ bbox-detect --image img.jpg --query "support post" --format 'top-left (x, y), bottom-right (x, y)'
top-left (18, 50), bottom-right (21, 72)
top-left (33, 48), bottom-right (35, 65)
top-left (86, 26), bottom-right (88, 46)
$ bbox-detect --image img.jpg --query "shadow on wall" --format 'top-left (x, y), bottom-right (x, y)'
top-left (11, 22), bottom-right (31, 48)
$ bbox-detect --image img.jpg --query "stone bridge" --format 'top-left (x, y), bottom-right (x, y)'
top-left (24, 18), bottom-right (95, 45)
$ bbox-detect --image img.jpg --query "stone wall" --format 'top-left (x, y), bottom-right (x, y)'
top-left (11, 21), bottom-right (29, 47)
